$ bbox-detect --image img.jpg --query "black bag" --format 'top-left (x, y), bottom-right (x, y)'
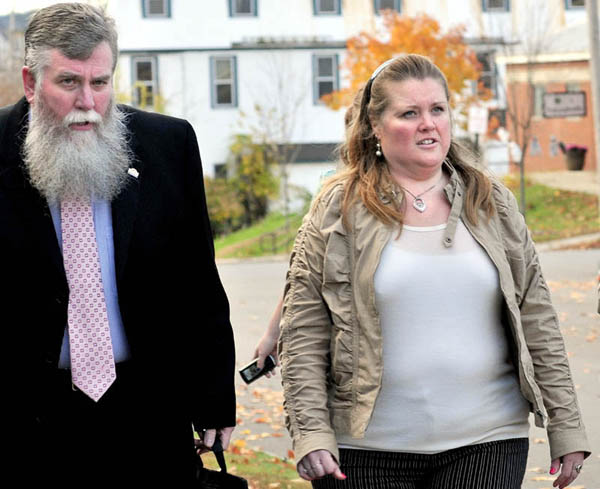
top-left (195, 438), bottom-right (249, 489)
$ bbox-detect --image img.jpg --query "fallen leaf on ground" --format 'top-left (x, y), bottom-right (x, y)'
top-left (253, 417), bottom-right (273, 424)
top-left (232, 439), bottom-right (247, 448)
top-left (569, 291), bottom-right (585, 303)
top-left (287, 449), bottom-right (295, 459)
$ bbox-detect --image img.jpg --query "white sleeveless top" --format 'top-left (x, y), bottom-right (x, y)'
top-left (337, 220), bottom-right (529, 453)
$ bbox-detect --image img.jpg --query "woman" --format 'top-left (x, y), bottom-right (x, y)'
top-left (278, 54), bottom-right (590, 489)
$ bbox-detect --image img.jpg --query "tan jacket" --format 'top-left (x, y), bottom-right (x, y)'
top-left (279, 168), bottom-right (591, 464)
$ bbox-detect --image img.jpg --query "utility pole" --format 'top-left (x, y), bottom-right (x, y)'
top-left (586, 0), bottom-right (600, 215)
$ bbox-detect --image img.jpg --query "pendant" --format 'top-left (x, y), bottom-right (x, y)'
top-left (412, 198), bottom-right (426, 212)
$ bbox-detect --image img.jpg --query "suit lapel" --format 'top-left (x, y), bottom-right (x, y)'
top-left (112, 112), bottom-right (144, 283)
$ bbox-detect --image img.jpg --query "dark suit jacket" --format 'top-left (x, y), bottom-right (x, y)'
top-left (0, 98), bottom-right (236, 459)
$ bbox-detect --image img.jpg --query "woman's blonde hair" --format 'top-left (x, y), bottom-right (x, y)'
top-left (322, 54), bottom-right (494, 230)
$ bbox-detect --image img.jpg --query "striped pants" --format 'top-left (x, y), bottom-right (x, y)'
top-left (312, 438), bottom-right (528, 489)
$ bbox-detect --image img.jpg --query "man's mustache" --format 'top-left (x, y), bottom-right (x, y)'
top-left (63, 110), bottom-right (103, 127)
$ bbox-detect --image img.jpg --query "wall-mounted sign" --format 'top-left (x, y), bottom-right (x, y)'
top-left (543, 91), bottom-right (586, 118)
top-left (468, 105), bottom-right (489, 135)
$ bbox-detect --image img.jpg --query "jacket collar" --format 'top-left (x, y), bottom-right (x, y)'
top-left (375, 159), bottom-right (465, 247)
top-left (0, 97), bottom-right (31, 190)
top-left (442, 161), bottom-right (464, 248)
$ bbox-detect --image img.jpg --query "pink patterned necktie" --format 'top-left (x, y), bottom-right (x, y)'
top-left (61, 197), bottom-right (116, 402)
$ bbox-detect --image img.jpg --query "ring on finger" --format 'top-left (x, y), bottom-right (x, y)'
top-left (575, 464), bottom-right (583, 474)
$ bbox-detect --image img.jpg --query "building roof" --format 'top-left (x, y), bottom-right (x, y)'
top-left (546, 21), bottom-right (588, 54)
top-left (497, 21), bottom-right (590, 65)
top-left (281, 143), bottom-right (339, 163)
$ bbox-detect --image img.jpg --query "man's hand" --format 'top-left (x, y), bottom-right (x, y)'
top-left (195, 426), bottom-right (235, 455)
top-left (297, 449), bottom-right (346, 481)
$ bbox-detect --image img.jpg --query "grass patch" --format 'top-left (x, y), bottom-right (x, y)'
top-left (215, 212), bottom-right (304, 259)
top-left (201, 449), bottom-right (309, 489)
top-left (504, 175), bottom-right (600, 242)
top-left (213, 178), bottom-right (599, 258)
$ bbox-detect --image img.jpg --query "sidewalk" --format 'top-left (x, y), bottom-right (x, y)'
top-left (529, 170), bottom-right (600, 195)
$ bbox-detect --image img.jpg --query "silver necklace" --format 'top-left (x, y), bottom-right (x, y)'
top-left (401, 177), bottom-right (443, 213)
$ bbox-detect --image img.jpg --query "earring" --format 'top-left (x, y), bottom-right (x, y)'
top-left (375, 141), bottom-right (382, 157)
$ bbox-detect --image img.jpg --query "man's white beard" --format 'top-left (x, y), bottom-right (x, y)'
top-left (23, 94), bottom-right (132, 204)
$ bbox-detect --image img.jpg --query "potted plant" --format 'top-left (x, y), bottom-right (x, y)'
top-left (559, 142), bottom-right (588, 171)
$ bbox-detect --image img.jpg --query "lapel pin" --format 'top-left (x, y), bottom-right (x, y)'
top-left (127, 168), bottom-right (139, 178)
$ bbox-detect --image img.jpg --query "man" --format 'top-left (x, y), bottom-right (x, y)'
top-left (0, 3), bottom-right (235, 485)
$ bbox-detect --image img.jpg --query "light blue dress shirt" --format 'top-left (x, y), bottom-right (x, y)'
top-left (50, 199), bottom-right (131, 368)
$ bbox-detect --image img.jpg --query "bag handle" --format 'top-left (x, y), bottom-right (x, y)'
top-left (211, 436), bottom-right (228, 473)
top-left (196, 433), bottom-right (229, 473)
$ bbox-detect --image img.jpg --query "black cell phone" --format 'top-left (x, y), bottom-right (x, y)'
top-left (239, 355), bottom-right (276, 384)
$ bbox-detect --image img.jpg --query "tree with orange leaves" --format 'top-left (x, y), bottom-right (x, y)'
top-left (322, 11), bottom-right (489, 114)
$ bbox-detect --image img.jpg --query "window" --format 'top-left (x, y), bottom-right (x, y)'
top-left (210, 56), bottom-right (238, 108)
top-left (313, 54), bottom-right (339, 104)
top-left (229, 0), bottom-right (257, 16)
top-left (533, 84), bottom-right (545, 117)
top-left (314, 0), bottom-right (341, 15)
top-left (481, 0), bottom-right (510, 12)
top-left (529, 136), bottom-right (542, 156)
top-left (132, 57), bottom-right (157, 109)
top-left (142, 0), bottom-right (171, 18)
top-left (476, 51), bottom-right (497, 95)
top-left (214, 163), bottom-right (228, 179)
top-left (566, 0), bottom-right (585, 9)
top-left (374, 0), bottom-right (401, 14)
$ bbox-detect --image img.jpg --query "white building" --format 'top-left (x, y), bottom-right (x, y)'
top-left (107, 0), bottom-right (588, 193)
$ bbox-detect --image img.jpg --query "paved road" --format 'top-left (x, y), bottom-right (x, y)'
top-left (218, 249), bottom-right (599, 488)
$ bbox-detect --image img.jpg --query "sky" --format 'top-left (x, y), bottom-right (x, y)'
top-left (0, 0), bottom-right (103, 16)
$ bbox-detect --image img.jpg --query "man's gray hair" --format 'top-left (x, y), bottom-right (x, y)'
top-left (24, 2), bottom-right (119, 80)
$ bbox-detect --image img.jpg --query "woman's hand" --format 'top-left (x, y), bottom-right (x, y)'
top-left (550, 451), bottom-right (585, 489)
top-left (252, 297), bottom-right (283, 377)
top-left (252, 333), bottom-right (279, 375)
top-left (297, 449), bottom-right (346, 481)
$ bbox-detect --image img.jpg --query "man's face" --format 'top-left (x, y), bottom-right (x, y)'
top-left (23, 41), bottom-right (114, 130)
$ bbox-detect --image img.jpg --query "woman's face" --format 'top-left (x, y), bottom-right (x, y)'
top-left (372, 77), bottom-right (451, 177)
